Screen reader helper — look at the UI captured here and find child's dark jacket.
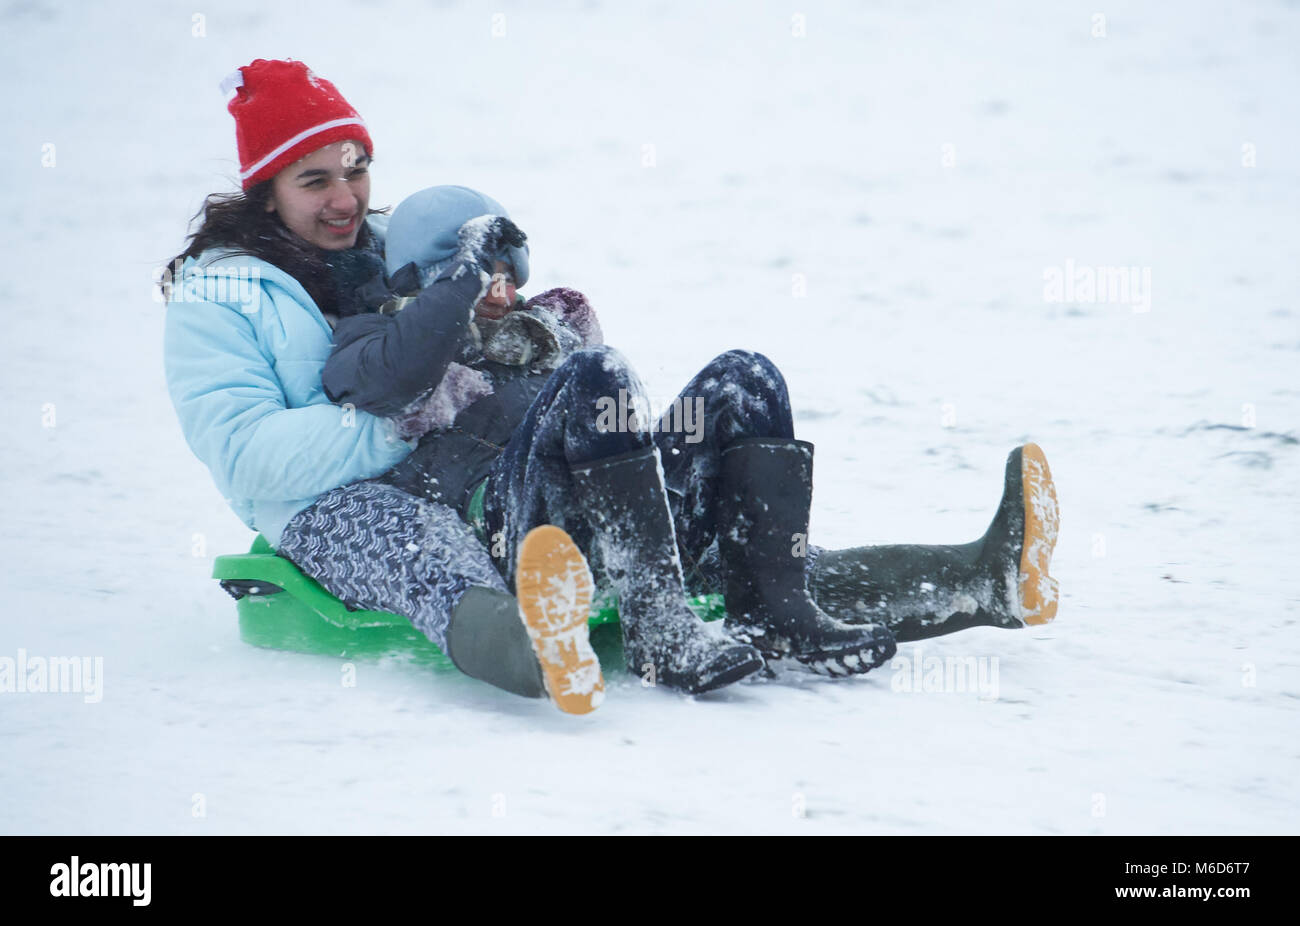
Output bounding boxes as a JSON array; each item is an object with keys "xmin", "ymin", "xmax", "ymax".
[{"xmin": 322, "ymin": 259, "xmax": 601, "ymax": 517}]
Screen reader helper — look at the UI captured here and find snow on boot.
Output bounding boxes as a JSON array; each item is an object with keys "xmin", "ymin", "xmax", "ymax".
[
  {"xmin": 806, "ymin": 443, "xmax": 1060, "ymax": 641},
  {"xmin": 514, "ymin": 525, "xmax": 605, "ymax": 714},
  {"xmin": 570, "ymin": 446, "xmax": 765, "ymax": 695},
  {"xmin": 716, "ymin": 437, "xmax": 897, "ymax": 677},
  {"xmin": 982, "ymin": 442, "xmax": 1060, "ymax": 625}
]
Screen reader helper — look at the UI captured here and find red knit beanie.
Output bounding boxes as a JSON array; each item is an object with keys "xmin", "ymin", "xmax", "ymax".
[{"xmin": 221, "ymin": 58, "xmax": 374, "ymax": 190}]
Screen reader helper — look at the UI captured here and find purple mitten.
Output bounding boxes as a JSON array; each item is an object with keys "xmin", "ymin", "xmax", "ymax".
[
  {"xmin": 392, "ymin": 362, "xmax": 494, "ymax": 439},
  {"xmin": 523, "ymin": 287, "xmax": 603, "ymax": 346}
]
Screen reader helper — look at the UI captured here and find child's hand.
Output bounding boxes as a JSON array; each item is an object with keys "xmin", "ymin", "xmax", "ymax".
[
  {"xmin": 475, "ymin": 261, "xmax": 518, "ymax": 320},
  {"xmin": 455, "ymin": 215, "xmax": 527, "ymax": 276}
]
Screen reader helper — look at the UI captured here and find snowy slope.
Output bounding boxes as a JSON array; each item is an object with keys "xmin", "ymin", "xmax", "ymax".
[{"xmin": 1, "ymin": 0, "xmax": 1297, "ymax": 834}]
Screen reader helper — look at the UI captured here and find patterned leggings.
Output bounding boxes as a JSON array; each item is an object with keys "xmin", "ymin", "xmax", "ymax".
[{"xmin": 275, "ymin": 481, "xmax": 505, "ymax": 651}]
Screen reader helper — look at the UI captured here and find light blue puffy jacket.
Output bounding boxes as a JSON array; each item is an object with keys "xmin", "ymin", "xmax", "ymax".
[{"xmin": 162, "ymin": 216, "xmax": 415, "ymax": 549}]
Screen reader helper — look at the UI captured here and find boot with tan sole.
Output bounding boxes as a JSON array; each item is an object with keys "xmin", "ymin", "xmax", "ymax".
[
  {"xmin": 806, "ymin": 443, "xmax": 1060, "ymax": 641},
  {"xmin": 445, "ymin": 525, "xmax": 604, "ymax": 714},
  {"xmin": 514, "ymin": 525, "xmax": 606, "ymax": 714}
]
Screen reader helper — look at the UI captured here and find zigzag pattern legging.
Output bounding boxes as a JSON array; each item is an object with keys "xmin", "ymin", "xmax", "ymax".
[{"xmin": 275, "ymin": 481, "xmax": 506, "ymax": 651}]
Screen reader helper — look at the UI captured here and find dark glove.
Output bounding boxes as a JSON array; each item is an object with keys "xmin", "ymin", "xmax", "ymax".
[
  {"xmin": 523, "ymin": 288, "xmax": 603, "ymax": 346},
  {"xmin": 480, "ymin": 307, "xmax": 582, "ymax": 370},
  {"xmin": 455, "ymin": 215, "xmax": 527, "ymax": 276}
]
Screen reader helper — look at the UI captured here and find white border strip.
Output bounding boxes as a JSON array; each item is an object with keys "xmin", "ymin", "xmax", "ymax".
[{"xmin": 239, "ymin": 117, "xmax": 367, "ymax": 181}]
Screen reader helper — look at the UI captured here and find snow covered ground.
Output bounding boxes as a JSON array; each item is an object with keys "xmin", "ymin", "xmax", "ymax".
[{"xmin": 2, "ymin": 0, "xmax": 1297, "ymax": 834}]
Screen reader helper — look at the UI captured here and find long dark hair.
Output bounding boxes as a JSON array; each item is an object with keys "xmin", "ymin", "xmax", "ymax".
[{"xmin": 164, "ymin": 177, "xmax": 388, "ymax": 314}]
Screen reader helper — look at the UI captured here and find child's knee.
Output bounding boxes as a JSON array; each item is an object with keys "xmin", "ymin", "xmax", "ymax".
[
  {"xmin": 707, "ymin": 349, "xmax": 787, "ymax": 395},
  {"xmin": 557, "ymin": 345, "xmax": 640, "ymax": 397}
]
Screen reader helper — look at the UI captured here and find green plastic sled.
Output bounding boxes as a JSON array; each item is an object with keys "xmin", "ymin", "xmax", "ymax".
[{"xmin": 213, "ymin": 535, "xmax": 725, "ymax": 671}]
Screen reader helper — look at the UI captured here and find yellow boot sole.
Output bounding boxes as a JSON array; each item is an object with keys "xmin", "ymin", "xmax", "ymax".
[
  {"xmin": 1018, "ymin": 443, "xmax": 1060, "ymax": 625},
  {"xmin": 514, "ymin": 525, "xmax": 605, "ymax": 714}
]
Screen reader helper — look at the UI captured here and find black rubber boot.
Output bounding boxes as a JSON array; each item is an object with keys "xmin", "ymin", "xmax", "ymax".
[
  {"xmin": 716, "ymin": 437, "xmax": 897, "ymax": 676},
  {"xmin": 807, "ymin": 443, "xmax": 1060, "ymax": 642},
  {"xmin": 570, "ymin": 446, "xmax": 766, "ymax": 695},
  {"xmin": 444, "ymin": 586, "xmax": 546, "ymax": 698}
]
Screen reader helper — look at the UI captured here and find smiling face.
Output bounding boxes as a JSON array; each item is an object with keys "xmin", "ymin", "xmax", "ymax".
[{"xmin": 265, "ymin": 139, "xmax": 371, "ymax": 249}]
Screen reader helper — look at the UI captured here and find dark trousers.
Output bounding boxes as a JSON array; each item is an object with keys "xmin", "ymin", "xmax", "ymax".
[{"xmin": 482, "ymin": 345, "xmax": 795, "ymax": 590}]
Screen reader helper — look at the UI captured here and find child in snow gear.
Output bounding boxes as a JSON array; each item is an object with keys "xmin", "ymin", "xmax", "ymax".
[{"xmin": 315, "ymin": 186, "xmax": 771, "ymax": 694}]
